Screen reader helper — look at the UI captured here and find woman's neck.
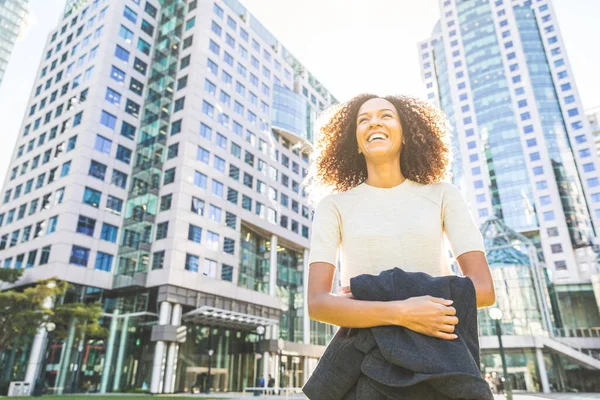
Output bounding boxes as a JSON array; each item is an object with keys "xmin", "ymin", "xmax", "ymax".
[{"xmin": 364, "ymin": 160, "xmax": 405, "ymax": 189}]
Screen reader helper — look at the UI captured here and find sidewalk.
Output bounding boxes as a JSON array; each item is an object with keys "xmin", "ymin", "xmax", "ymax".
[{"xmin": 179, "ymin": 392, "xmax": 600, "ymax": 400}]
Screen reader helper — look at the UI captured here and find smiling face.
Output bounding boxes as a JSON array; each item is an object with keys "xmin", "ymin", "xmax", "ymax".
[{"xmin": 355, "ymin": 98, "xmax": 403, "ymax": 160}]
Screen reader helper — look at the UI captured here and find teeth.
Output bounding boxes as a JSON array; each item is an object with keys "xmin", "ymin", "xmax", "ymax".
[{"xmin": 368, "ymin": 133, "xmax": 387, "ymax": 142}]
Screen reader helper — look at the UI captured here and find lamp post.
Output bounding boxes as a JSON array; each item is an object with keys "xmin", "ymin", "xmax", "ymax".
[
  {"xmin": 489, "ymin": 307, "xmax": 513, "ymax": 400},
  {"xmin": 277, "ymin": 338, "xmax": 284, "ymax": 395},
  {"xmin": 206, "ymin": 349, "xmax": 214, "ymax": 394}
]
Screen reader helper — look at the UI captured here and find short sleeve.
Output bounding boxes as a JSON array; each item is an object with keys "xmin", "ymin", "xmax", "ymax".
[
  {"xmin": 442, "ymin": 184, "xmax": 485, "ymax": 258},
  {"xmin": 308, "ymin": 195, "xmax": 342, "ymax": 268}
]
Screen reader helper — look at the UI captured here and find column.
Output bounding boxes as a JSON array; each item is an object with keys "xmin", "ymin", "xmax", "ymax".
[
  {"xmin": 112, "ymin": 315, "xmax": 130, "ymax": 391},
  {"xmin": 56, "ymin": 318, "xmax": 76, "ymax": 394},
  {"xmin": 163, "ymin": 303, "xmax": 181, "ymax": 393},
  {"xmin": 303, "ymin": 358, "xmax": 310, "ymax": 385},
  {"xmin": 150, "ymin": 301, "xmax": 172, "ymax": 394},
  {"xmin": 269, "ymin": 234, "xmax": 278, "ymax": 297},
  {"xmin": 100, "ymin": 311, "xmax": 120, "ymax": 393},
  {"xmin": 536, "ymin": 348, "xmax": 551, "ymax": 393},
  {"xmin": 24, "ymin": 296, "xmax": 54, "ymax": 386},
  {"xmin": 303, "ymin": 249, "xmax": 311, "ymax": 345}
]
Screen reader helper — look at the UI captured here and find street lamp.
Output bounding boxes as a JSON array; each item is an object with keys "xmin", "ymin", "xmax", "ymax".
[
  {"xmin": 206, "ymin": 349, "xmax": 214, "ymax": 394},
  {"xmin": 489, "ymin": 307, "xmax": 513, "ymax": 400}
]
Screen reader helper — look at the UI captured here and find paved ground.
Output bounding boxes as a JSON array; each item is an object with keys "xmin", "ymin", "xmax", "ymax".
[{"xmin": 176, "ymin": 392, "xmax": 600, "ymax": 399}]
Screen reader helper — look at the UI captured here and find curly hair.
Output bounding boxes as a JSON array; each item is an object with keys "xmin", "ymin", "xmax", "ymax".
[{"xmin": 304, "ymin": 94, "xmax": 452, "ymax": 204}]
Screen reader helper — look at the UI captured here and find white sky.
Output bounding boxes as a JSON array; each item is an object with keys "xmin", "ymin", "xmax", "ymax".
[{"xmin": 0, "ymin": 0, "xmax": 598, "ymax": 181}]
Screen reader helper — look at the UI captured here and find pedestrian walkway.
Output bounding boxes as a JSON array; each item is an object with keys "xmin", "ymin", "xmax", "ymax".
[
  {"xmin": 499, "ymin": 394, "xmax": 600, "ymax": 400},
  {"xmin": 181, "ymin": 392, "xmax": 600, "ymax": 400}
]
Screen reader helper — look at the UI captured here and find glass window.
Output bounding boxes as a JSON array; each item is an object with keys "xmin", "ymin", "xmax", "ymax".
[
  {"xmin": 70, "ymin": 245, "xmax": 90, "ymax": 266},
  {"xmin": 83, "ymin": 187, "xmax": 101, "ymax": 207},
  {"xmin": 100, "ymin": 110, "xmax": 117, "ymax": 129},
  {"xmin": 194, "ymin": 171, "xmax": 207, "ymax": 189},
  {"xmin": 188, "ymin": 224, "xmax": 202, "ymax": 243},
  {"xmin": 119, "ymin": 25, "xmax": 134, "ymax": 43},
  {"xmin": 100, "ymin": 223, "xmax": 118, "ymax": 243},
  {"xmin": 110, "ymin": 65, "xmax": 126, "ymax": 83},
  {"xmin": 95, "ymin": 252, "xmax": 113, "ymax": 272},
  {"xmin": 94, "ymin": 134, "xmax": 112, "ymax": 154},
  {"xmin": 76, "ymin": 215, "xmax": 96, "ymax": 236},
  {"xmin": 89, "ymin": 160, "xmax": 107, "ymax": 180},
  {"xmin": 106, "ymin": 195, "xmax": 123, "ymax": 215}
]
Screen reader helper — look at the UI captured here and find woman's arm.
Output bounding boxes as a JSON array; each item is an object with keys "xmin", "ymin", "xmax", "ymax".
[
  {"xmin": 308, "ymin": 262, "xmax": 460, "ymax": 339},
  {"xmin": 456, "ymin": 251, "xmax": 496, "ymax": 308}
]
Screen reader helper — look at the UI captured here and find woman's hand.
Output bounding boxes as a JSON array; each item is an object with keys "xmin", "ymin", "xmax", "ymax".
[
  {"xmin": 391, "ymin": 296, "xmax": 459, "ymax": 340},
  {"xmin": 340, "ymin": 286, "xmax": 459, "ymax": 340}
]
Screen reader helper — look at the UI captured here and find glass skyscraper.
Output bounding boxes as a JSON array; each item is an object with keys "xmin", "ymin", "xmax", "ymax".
[
  {"xmin": 421, "ymin": 0, "xmax": 600, "ymax": 392},
  {"xmin": 0, "ymin": 0, "xmax": 28, "ymax": 87},
  {"xmin": 0, "ymin": 0, "xmax": 338, "ymax": 394}
]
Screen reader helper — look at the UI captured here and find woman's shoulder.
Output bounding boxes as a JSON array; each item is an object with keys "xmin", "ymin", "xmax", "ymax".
[
  {"xmin": 311, "ymin": 184, "xmax": 367, "ymax": 211},
  {"xmin": 407, "ymin": 180, "xmax": 461, "ymax": 206}
]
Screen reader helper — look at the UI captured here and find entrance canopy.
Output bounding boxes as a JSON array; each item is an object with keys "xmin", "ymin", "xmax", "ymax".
[{"xmin": 182, "ymin": 305, "xmax": 279, "ymax": 330}]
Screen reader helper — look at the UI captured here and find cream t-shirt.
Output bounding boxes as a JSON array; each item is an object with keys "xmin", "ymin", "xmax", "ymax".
[{"xmin": 308, "ymin": 179, "xmax": 486, "ymax": 287}]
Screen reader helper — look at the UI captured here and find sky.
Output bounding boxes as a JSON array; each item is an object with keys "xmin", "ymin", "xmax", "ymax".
[{"xmin": 0, "ymin": 0, "xmax": 598, "ymax": 181}]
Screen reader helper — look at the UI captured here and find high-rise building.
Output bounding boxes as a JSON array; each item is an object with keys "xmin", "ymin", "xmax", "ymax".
[
  {"xmin": 420, "ymin": 0, "xmax": 600, "ymax": 392},
  {"xmin": 587, "ymin": 106, "xmax": 600, "ymax": 157},
  {"xmin": 0, "ymin": 0, "xmax": 29, "ymax": 87},
  {"xmin": 0, "ymin": 0, "xmax": 338, "ymax": 394}
]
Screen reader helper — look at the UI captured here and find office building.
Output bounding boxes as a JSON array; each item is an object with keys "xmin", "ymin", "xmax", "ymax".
[
  {"xmin": 0, "ymin": 0, "xmax": 338, "ymax": 393},
  {"xmin": 0, "ymin": 0, "xmax": 29, "ymax": 87},
  {"xmin": 420, "ymin": 0, "xmax": 600, "ymax": 392}
]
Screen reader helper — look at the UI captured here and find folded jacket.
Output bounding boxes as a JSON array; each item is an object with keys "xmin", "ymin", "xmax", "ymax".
[{"xmin": 302, "ymin": 267, "xmax": 494, "ymax": 400}]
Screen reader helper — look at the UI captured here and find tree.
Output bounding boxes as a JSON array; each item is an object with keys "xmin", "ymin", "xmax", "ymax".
[{"xmin": 0, "ymin": 270, "xmax": 106, "ymax": 352}]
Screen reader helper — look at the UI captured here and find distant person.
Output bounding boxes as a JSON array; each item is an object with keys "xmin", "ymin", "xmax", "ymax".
[{"xmin": 267, "ymin": 374, "xmax": 275, "ymax": 395}]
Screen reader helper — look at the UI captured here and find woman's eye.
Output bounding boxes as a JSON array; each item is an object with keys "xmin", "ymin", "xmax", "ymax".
[{"xmin": 358, "ymin": 118, "xmax": 368, "ymax": 124}]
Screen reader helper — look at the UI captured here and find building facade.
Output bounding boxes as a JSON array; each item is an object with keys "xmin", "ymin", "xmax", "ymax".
[
  {"xmin": 587, "ymin": 107, "xmax": 600, "ymax": 159},
  {"xmin": 0, "ymin": 0, "xmax": 29, "ymax": 87},
  {"xmin": 0, "ymin": 0, "xmax": 338, "ymax": 394},
  {"xmin": 420, "ymin": 0, "xmax": 600, "ymax": 392}
]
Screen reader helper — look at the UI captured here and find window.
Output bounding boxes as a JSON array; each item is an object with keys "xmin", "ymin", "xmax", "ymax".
[
  {"xmin": 156, "ymin": 222, "xmax": 168, "ymax": 240},
  {"xmin": 177, "ymin": 75, "xmax": 188, "ymax": 90},
  {"xmin": 212, "ymin": 179, "xmax": 224, "ymax": 198},
  {"xmin": 89, "ymin": 160, "xmax": 107, "ymax": 180},
  {"xmin": 70, "ymin": 245, "xmax": 90, "ymax": 266},
  {"xmin": 121, "ymin": 121, "xmax": 136, "ymax": 140},
  {"xmin": 185, "ymin": 254, "xmax": 199, "ymax": 272},
  {"xmin": 137, "ymin": 38, "xmax": 151, "ymax": 55},
  {"xmin": 152, "ymin": 250, "xmax": 165, "ymax": 270},
  {"xmin": 129, "ymin": 78, "xmax": 144, "ymax": 96},
  {"xmin": 83, "ymin": 187, "xmax": 101, "ymax": 207},
  {"xmin": 115, "ymin": 45, "xmax": 129, "ymax": 62},
  {"xmin": 134, "ymin": 57, "xmax": 147, "ymax": 75},
  {"xmin": 94, "ymin": 252, "xmax": 113, "ymax": 272},
  {"xmin": 95, "ymin": 134, "xmax": 112, "ymax": 154},
  {"xmin": 76, "ymin": 215, "xmax": 96, "ymax": 236},
  {"xmin": 171, "ymin": 119, "xmax": 182, "ymax": 135},
  {"xmin": 100, "ymin": 223, "xmax": 118, "ymax": 243},
  {"xmin": 124, "ymin": 5, "xmax": 137, "ymax": 23},
  {"xmin": 194, "ymin": 171, "xmax": 207, "ymax": 188},
  {"xmin": 125, "ymin": 99, "xmax": 140, "ymax": 117},
  {"xmin": 188, "ymin": 224, "xmax": 202, "ymax": 243},
  {"xmin": 583, "ymin": 163, "xmax": 595, "ymax": 173},
  {"xmin": 202, "ymin": 101, "xmax": 214, "ymax": 118},
  {"xmin": 173, "ymin": 97, "xmax": 185, "ymax": 112},
  {"xmin": 119, "ymin": 25, "xmax": 134, "ymax": 42},
  {"xmin": 191, "ymin": 197, "xmax": 205, "ymax": 215},
  {"xmin": 163, "ymin": 167, "xmax": 176, "ymax": 184},
  {"xmin": 110, "ymin": 65, "xmax": 125, "ymax": 83},
  {"xmin": 100, "ymin": 110, "xmax": 117, "ymax": 129},
  {"xmin": 197, "ymin": 146, "xmax": 210, "ymax": 164},
  {"xmin": 141, "ymin": 19, "xmax": 154, "ymax": 36},
  {"xmin": 106, "ymin": 195, "xmax": 123, "ymax": 215},
  {"xmin": 116, "ymin": 145, "xmax": 132, "ymax": 164},
  {"xmin": 551, "ymin": 244, "xmax": 563, "ymax": 254}
]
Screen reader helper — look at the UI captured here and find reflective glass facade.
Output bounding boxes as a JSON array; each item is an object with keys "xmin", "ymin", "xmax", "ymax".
[
  {"xmin": 276, "ymin": 245, "xmax": 304, "ymax": 343},
  {"xmin": 458, "ymin": 0, "xmax": 533, "ymax": 230},
  {"xmin": 0, "ymin": 0, "xmax": 28, "ymax": 86},
  {"xmin": 272, "ymin": 84, "xmax": 308, "ymax": 140},
  {"xmin": 514, "ymin": 5, "xmax": 593, "ymax": 246},
  {"xmin": 239, "ymin": 225, "xmax": 271, "ymax": 294}
]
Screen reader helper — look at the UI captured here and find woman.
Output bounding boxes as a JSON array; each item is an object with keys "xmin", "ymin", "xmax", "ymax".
[{"xmin": 305, "ymin": 94, "xmax": 495, "ymax": 340}]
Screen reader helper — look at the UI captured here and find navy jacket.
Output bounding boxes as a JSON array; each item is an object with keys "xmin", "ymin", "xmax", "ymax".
[{"xmin": 302, "ymin": 268, "xmax": 494, "ymax": 399}]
